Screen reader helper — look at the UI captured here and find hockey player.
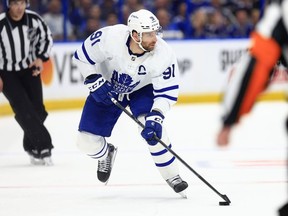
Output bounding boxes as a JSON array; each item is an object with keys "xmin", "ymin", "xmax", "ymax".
[
  {"xmin": 216, "ymin": 0, "xmax": 288, "ymax": 215},
  {"xmin": 73, "ymin": 9, "xmax": 188, "ymax": 196}
]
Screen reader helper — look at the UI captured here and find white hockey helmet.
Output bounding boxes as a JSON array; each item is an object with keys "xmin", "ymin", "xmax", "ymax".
[
  {"xmin": 127, "ymin": 9, "xmax": 161, "ymax": 34},
  {"xmin": 6, "ymin": 0, "xmax": 30, "ymax": 8}
]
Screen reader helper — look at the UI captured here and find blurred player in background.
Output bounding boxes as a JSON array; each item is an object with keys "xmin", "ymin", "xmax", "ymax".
[
  {"xmin": 73, "ymin": 9, "xmax": 188, "ymax": 197},
  {"xmin": 0, "ymin": 0, "xmax": 54, "ymax": 165},
  {"xmin": 216, "ymin": 0, "xmax": 288, "ymax": 215}
]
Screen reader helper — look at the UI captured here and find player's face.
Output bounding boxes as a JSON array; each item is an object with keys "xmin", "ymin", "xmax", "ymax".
[
  {"xmin": 8, "ymin": 0, "xmax": 26, "ymax": 21},
  {"xmin": 141, "ymin": 31, "xmax": 158, "ymax": 51}
]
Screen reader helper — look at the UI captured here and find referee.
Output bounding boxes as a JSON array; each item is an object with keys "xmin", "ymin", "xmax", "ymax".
[
  {"xmin": 216, "ymin": 0, "xmax": 288, "ymax": 215},
  {"xmin": 0, "ymin": 0, "xmax": 54, "ymax": 165}
]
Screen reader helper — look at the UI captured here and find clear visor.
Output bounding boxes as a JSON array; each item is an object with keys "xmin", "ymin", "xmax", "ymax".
[{"xmin": 142, "ymin": 26, "xmax": 163, "ymax": 38}]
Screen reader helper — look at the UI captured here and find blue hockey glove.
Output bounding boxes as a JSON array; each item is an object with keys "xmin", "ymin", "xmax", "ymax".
[
  {"xmin": 84, "ymin": 74, "xmax": 115, "ymax": 105},
  {"xmin": 141, "ymin": 110, "xmax": 164, "ymax": 145}
]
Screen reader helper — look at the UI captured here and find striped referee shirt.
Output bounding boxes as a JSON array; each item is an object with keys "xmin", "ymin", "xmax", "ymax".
[{"xmin": 0, "ymin": 9, "xmax": 53, "ymax": 71}]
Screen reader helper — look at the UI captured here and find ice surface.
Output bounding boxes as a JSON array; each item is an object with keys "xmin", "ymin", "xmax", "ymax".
[{"xmin": 0, "ymin": 102, "xmax": 287, "ymax": 216}]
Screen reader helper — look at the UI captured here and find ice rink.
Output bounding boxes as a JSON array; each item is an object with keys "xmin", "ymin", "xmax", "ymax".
[{"xmin": 0, "ymin": 102, "xmax": 287, "ymax": 216}]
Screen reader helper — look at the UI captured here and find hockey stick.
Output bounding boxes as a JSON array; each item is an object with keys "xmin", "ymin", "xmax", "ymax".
[{"xmin": 109, "ymin": 94, "xmax": 231, "ymax": 205}]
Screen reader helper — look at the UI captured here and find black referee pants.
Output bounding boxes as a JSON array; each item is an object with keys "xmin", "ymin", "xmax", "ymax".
[{"xmin": 0, "ymin": 69, "xmax": 53, "ymax": 152}]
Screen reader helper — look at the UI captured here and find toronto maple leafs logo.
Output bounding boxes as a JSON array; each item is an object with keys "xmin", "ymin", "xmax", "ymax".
[{"xmin": 111, "ymin": 70, "xmax": 140, "ymax": 93}]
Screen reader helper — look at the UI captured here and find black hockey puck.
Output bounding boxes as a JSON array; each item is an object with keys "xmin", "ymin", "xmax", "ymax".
[{"xmin": 219, "ymin": 201, "xmax": 230, "ymax": 206}]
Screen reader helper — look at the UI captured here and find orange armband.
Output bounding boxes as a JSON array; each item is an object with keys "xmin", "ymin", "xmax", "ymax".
[{"xmin": 249, "ymin": 32, "xmax": 281, "ymax": 69}]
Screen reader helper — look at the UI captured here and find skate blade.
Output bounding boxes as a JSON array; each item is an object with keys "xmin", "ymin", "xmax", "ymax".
[
  {"xmin": 43, "ymin": 157, "xmax": 54, "ymax": 166},
  {"xmin": 30, "ymin": 157, "xmax": 45, "ymax": 166},
  {"xmin": 178, "ymin": 191, "xmax": 187, "ymax": 199},
  {"xmin": 105, "ymin": 147, "xmax": 118, "ymax": 186},
  {"xmin": 30, "ymin": 156, "xmax": 53, "ymax": 166}
]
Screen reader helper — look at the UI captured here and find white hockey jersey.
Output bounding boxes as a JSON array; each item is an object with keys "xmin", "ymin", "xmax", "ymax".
[{"xmin": 73, "ymin": 24, "xmax": 180, "ymax": 114}]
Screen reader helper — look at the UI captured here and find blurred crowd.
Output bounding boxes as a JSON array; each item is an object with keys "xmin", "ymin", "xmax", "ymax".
[{"xmin": 0, "ymin": 0, "xmax": 263, "ymax": 41}]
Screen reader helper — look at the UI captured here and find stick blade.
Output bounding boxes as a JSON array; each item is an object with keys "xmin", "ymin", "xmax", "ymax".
[
  {"xmin": 219, "ymin": 201, "xmax": 230, "ymax": 206},
  {"xmin": 219, "ymin": 194, "xmax": 231, "ymax": 206}
]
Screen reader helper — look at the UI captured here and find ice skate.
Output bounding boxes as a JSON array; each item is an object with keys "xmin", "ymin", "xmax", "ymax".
[
  {"xmin": 166, "ymin": 175, "xmax": 188, "ymax": 198},
  {"xmin": 39, "ymin": 149, "xmax": 53, "ymax": 166},
  {"xmin": 27, "ymin": 149, "xmax": 53, "ymax": 166},
  {"xmin": 27, "ymin": 149, "xmax": 44, "ymax": 165},
  {"xmin": 97, "ymin": 143, "xmax": 117, "ymax": 184}
]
